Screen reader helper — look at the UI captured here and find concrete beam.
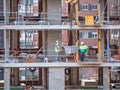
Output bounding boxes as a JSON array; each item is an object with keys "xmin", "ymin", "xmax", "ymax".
[
  {"xmin": 0, "ymin": 25, "xmax": 120, "ymax": 30},
  {"xmin": 0, "ymin": 25, "xmax": 100, "ymax": 30},
  {"xmin": 0, "ymin": 62, "xmax": 120, "ymax": 68}
]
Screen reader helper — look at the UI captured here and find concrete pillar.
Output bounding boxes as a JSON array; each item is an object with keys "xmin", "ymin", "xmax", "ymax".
[
  {"xmin": 70, "ymin": 68, "xmax": 79, "ymax": 85},
  {"xmin": 103, "ymin": 67, "xmax": 110, "ymax": 90},
  {"xmin": 43, "ymin": 0, "xmax": 47, "ymax": 13},
  {"xmin": 4, "ymin": 0, "xmax": 10, "ymax": 60},
  {"xmin": 4, "ymin": 0, "xmax": 10, "ymax": 24},
  {"xmin": 47, "ymin": 0, "xmax": 61, "ymax": 25},
  {"xmin": 98, "ymin": 68, "xmax": 103, "ymax": 86},
  {"xmin": 100, "ymin": 0, "xmax": 104, "ymax": 21},
  {"xmin": 47, "ymin": 31, "xmax": 62, "ymax": 61},
  {"xmin": 48, "ymin": 68, "xmax": 65, "ymax": 90},
  {"xmin": 42, "ymin": 31, "xmax": 47, "ymax": 57},
  {"xmin": 13, "ymin": 68, "xmax": 19, "ymax": 86},
  {"xmin": 4, "ymin": 30, "xmax": 10, "ymax": 60},
  {"xmin": 4, "ymin": 68, "xmax": 10, "ymax": 90},
  {"xmin": 11, "ymin": 31, "xmax": 18, "ymax": 49},
  {"xmin": 101, "ymin": 30, "xmax": 105, "ymax": 60},
  {"xmin": 42, "ymin": 68, "xmax": 48, "ymax": 88}
]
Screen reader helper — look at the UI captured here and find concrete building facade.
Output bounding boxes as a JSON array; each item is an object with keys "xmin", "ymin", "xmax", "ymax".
[{"xmin": 0, "ymin": 0, "xmax": 120, "ymax": 90}]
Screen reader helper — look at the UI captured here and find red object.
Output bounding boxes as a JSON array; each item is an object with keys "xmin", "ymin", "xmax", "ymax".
[{"xmin": 26, "ymin": 58, "xmax": 34, "ymax": 63}]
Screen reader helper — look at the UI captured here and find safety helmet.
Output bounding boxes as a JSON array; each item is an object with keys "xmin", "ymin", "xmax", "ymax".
[
  {"xmin": 81, "ymin": 42, "xmax": 84, "ymax": 45},
  {"xmin": 56, "ymin": 40, "xmax": 59, "ymax": 43}
]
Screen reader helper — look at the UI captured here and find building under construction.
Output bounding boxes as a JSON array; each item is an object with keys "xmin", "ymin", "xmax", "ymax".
[{"xmin": 0, "ymin": 0, "xmax": 120, "ymax": 90}]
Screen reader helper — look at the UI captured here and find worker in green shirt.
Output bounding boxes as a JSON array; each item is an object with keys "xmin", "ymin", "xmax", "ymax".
[{"xmin": 79, "ymin": 42, "xmax": 88, "ymax": 61}]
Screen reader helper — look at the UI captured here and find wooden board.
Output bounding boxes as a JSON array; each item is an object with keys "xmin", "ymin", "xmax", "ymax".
[{"xmin": 77, "ymin": 61, "xmax": 103, "ymax": 65}]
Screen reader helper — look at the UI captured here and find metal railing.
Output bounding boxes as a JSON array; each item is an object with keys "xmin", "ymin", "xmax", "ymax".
[
  {"xmin": 103, "ymin": 49, "xmax": 120, "ymax": 62},
  {"xmin": 0, "ymin": 48, "xmax": 120, "ymax": 63},
  {"xmin": 1, "ymin": 11, "xmax": 120, "ymax": 26},
  {"xmin": 101, "ymin": 11, "xmax": 120, "ymax": 25},
  {"xmin": 0, "ymin": 12, "xmax": 71, "ymax": 25},
  {"xmin": 0, "ymin": 49, "xmax": 75, "ymax": 63},
  {"xmin": 0, "ymin": 47, "xmax": 99, "ymax": 63}
]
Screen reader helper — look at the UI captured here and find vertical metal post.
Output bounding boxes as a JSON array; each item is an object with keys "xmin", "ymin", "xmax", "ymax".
[
  {"xmin": 107, "ymin": 0, "xmax": 110, "ymax": 61},
  {"xmin": 75, "ymin": 30, "xmax": 79, "ymax": 62},
  {"xmin": 98, "ymin": 29, "xmax": 101, "ymax": 61},
  {"xmin": 107, "ymin": 0, "xmax": 110, "ymax": 21}
]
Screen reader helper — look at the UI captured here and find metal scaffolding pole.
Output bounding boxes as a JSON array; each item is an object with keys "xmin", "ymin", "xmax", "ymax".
[{"xmin": 107, "ymin": 0, "xmax": 110, "ymax": 61}]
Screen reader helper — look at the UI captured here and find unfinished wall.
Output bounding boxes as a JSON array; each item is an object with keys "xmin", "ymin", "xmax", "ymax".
[{"xmin": 47, "ymin": 0, "xmax": 61, "ymax": 25}]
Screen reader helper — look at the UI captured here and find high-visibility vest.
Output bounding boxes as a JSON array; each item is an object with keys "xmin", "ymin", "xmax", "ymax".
[
  {"xmin": 55, "ymin": 44, "xmax": 61, "ymax": 53},
  {"xmin": 79, "ymin": 45, "xmax": 88, "ymax": 53}
]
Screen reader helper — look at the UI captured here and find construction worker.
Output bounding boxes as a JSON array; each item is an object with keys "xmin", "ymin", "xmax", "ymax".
[
  {"xmin": 79, "ymin": 42, "xmax": 88, "ymax": 62},
  {"xmin": 55, "ymin": 40, "xmax": 61, "ymax": 62}
]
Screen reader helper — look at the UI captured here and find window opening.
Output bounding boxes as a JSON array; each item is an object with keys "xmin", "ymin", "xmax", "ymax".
[
  {"xmin": 92, "ymin": 32, "xmax": 98, "ymax": 38},
  {"xmin": 19, "ymin": 68, "xmax": 39, "ymax": 81},
  {"xmin": 80, "ymin": 32, "xmax": 89, "ymax": 38},
  {"xmin": 18, "ymin": 0, "xmax": 39, "ymax": 16},
  {"xmin": 92, "ymin": 4, "xmax": 98, "ymax": 10},
  {"xmin": 82, "ymin": 4, "xmax": 89, "ymax": 10},
  {"xmin": 20, "ymin": 30, "xmax": 39, "ymax": 49}
]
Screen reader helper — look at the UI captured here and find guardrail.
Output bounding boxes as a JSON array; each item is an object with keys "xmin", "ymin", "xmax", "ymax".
[
  {"xmin": 0, "ymin": 46, "xmax": 118, "ymax": 63},
  {"xmin": 0, "ymin": 49, "xmax": 120, "ymax": 63},
  {"xmin": 104, "ymin": 48, "xmax": 120, "ymax": 62},
  {"xmin": 0, "ymin": 12, "xmax": 71, "ymax": 25}
]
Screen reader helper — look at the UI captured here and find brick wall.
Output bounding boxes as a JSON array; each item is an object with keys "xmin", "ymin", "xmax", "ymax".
[
  {"xmin": 79, "ymin": 0, "xmax": 99, "ymax": 16},
  {"xmin": 79, "ymin": 30, "xmax": 98, "ymax": 47}
]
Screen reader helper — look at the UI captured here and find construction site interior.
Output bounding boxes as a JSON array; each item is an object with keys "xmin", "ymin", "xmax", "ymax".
[{"xmin": 0, "ymin": 0, "xmax": 120, "ymax": 90}]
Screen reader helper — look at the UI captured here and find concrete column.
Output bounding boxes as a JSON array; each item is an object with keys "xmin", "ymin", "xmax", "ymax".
[
  {"xmin": 70, "ymin": 68, "xmax": 79, "ymax": 85},
  {"xmin": 11, "ymin": 31, "xmax": 18, "ymax": 49},
  {"xmin": 103, "ymin": 67, "xmax": 110, "ymax": 90},
  {"xmin": 42, "ymin": 31, "xmax": 47, "ymax": 57},
  {"xmin": 47, "ymin": 31, "xmax": 62, "ymax": 61},
  {"xmin": 4, "ymin": 0, "xmax": 10, "ymax": 24},
  {"xmin": 4, "ymin": 0, "xmax": 10, "ymax": 60},
  {"xmin": 43, "ymin": 0, "xmax": 47, "ymax": 12},
  {"xmin": 48, "ymin": 68, "xmax": 65, "ymax": 90},
  {"xmin": 47, "ymin": 0, "xmax": 61, "ymax": 25},
  {"xmin": 4, "ymin": 68, "xmax": 10, "ymax": 90},
  {"xmin": 13, "ymin": 68, "xmax": 19, "ymax": 86},
  {"xmin": 4, "ymin": 30, "xmax": 10, "ymax": 60},
  {"xmin": 101, "ymin": 30, "xmax": 105, "ymax": 60},
  {"xmin": 42, "ymin": 68, "xmax": 47, "ymax": 88},
  {"xmin": 98, "ymin": 68, "xmax": 103, "ymax": 86},
  {"xmin": 100, "ymin": 0, "xmax": 104, "ymax": 21}
]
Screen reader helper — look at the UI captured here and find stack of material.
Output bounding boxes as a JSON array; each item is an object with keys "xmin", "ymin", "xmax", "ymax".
[{"xmin": 81, "ymin": 79, "xmax": 97, "ymax": 86}]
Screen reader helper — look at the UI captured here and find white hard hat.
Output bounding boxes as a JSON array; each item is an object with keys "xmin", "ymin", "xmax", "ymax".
[
  {"xmin": 81, "ymin": 42, "xmax": 84, "ymax": 45},
  {"xmin": 56, "ymin": 40, "xmax": 59, "ymax": 43}
]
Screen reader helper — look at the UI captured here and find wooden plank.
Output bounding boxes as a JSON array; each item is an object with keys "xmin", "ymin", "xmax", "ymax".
[{"xmin": 77, "ymin": 61, "xmax": 103, "ymax": 65}]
